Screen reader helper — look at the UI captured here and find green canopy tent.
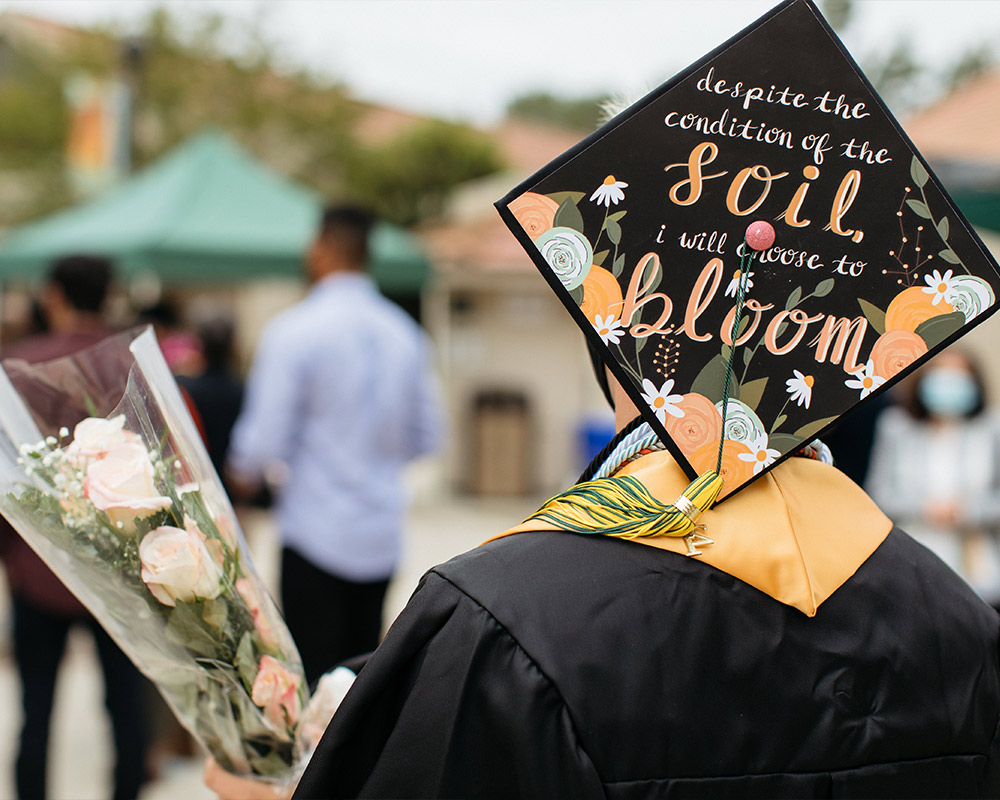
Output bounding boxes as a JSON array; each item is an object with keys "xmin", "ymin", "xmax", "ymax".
[{"xmin": 0, "ymin": 129, "xmax": 431, "ymax": 293}]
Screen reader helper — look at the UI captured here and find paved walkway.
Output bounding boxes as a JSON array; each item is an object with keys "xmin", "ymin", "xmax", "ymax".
[{"xmin": 0, "ymin": 492, "xmax": 538, "ymax": 800}]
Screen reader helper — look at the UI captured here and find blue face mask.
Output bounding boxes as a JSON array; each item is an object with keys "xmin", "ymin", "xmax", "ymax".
[{"xmin": 918, "ymin": 369, "xmax": 980, "ymax": 418}]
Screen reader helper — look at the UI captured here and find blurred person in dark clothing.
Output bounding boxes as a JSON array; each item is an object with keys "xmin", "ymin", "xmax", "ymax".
[{"xmin": 0, "ymin": 255, "xmax": 147, "ymax": 800}]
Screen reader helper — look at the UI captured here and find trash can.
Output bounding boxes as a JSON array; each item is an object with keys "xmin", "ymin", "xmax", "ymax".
[{"xmin": 471, "ymin": 390, "xmax": 530, "ymax": 495}]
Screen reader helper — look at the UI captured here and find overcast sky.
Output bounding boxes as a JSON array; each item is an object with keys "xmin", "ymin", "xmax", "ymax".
[{"xmin": 5, "ymin": 0, "xmax": 999, "ymax": 124}]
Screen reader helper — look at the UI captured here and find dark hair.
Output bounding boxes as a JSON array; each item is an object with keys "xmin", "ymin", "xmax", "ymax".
[
  {"xmin": 47, "ymin": 255, "xmax": 113, "ymax": 313},
  {"xmin": 318, "ymin": 205, "xmax": 374, "ymax": 268},
  {"xmin": 905, "ymin": 348, "xmax": 987, "ymax": 420},
  {"xmin": 196, "ymin": 315, "xmax": 235, "ymax": 371}
]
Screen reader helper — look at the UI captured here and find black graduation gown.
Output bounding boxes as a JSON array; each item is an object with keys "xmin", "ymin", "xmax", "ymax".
[{"xmin": 294, "ymin": 528, "xmax": 1000, "ymax": 799}]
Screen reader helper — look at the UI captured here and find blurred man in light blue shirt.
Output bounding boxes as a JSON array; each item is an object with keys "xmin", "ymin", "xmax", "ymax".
[{"xmin": 228, "ymin": 206, "xmax": 443, "ymax": 683}]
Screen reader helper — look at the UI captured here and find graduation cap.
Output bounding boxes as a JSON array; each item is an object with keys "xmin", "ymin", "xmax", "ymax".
[{"xmin": 496, "ymin": 0, "xmax": 1000, "ymax": 506}]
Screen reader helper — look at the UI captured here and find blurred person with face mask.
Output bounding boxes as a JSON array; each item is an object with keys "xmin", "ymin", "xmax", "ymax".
[{"xmin": 866, "ymin": 348, "xmax": 1000, "ymax": 606}]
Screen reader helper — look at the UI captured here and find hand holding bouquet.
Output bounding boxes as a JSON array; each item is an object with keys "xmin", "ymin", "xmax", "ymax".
[{"xmin": 0, "ymin": 328, "xmax": 309, "ymax": 781}]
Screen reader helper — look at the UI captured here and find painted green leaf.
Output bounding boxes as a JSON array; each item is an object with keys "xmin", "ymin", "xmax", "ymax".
[
  {"xmin": 568, "ymin": 284, "xmax": 585, "ymax": 306},
  {"xmin": 636, "ymin": 335, "xmax": 649, "ymax": 357},
  {"xmin": 740, "ymin": 377, "xmax": 768, "ymax": 411},
  {"xmin": 771, "ymin": 413, "xmax": 788, "ymax": 433},
  {"xmin": 546, "ymin": 191, "xmax": 586, "ymax": 206},
  {"xmin": 720, "ymin": 344, "xmax": 731, "ymax": 361},
  {"xmin": 775, "ymin": 321, "xmax": 789, "ymax": 339},
  {"xmin": 915, "ymin": 311, "xmax": 966, "ymax": 350},
  {"xmin": 857, "ymin": 298, "xmax": 886, "ymax": 336},
  {"xmin": 736, "ymin": 314, "xmax": 751, "ymax": 339},
  {"xmin": 936, "ymin": 216, "xmax": 950, "ymax": 241},
  {"xmin": 553, "ymin": 195, "xmax": 585, "ymax": 232},
  {"xmin": 690, "ymin": 354, "xmax": 729, "ymax": 402},
  {"xmin": 794, "ymin": 415, "xmax": 839, "ymax": 441},
  {"xmin": 767, "ymin": 433, "xmax": 804, "ymax": 454},
  {"xmin": 606, "ymin": 219, "xmax": 623, "ymax": 245},
  {"xmin": 910, "ymin": 156, "xmax": 929, "ymax": 188},
  {"xmin": 742, "ymin": 347, "xmax": 753, "ymax": 367},
  {"xmin": 814, "ymin": 278, "xmax": 835, "ymax": 298},
  {"xmin": 607, "ymin": 210, "xmax": 627, "ymax": 223},
  {"xmin": 939, "ymin": 248, "xmax": 961, "ymax": 265},
  {"xmin": 612, "ymin": 253, "xmax": 626, "ymax": 277},
  {"xmin": 906, "ymin": 199, "xmax": 932, "ymax": 220},
  {"xmin": 593, "ymin": 248, "xmax": 609, "ymax": 267},
  {"xmin": 785, "ymin": 286, "xmax": 803, "ymax": 311}
]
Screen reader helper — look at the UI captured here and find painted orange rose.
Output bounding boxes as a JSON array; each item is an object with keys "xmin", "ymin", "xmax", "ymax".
[
  {"xmin": 580, "ymin": 266, "xmax": 624, "ymax": 321},
  {"xmin": 869, "ymin": 329, "xmax": 928, "ymax": 380},
  {"xmin": 508, "ymin": 192, "xmax": 559, "ymax": 241},
  {"xmin": 884, "ymin": 286, "xmax": 953, "ymax": 332},
  {"xmin": 664, "ymin": 393, "xmax": 723, "ymax": 454},
  {"xmin": 688, "ymin": 439, "xmax": 755, "ymax": 499}
]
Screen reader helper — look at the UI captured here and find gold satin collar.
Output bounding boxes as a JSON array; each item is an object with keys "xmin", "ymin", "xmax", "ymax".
[{"xmin": 494, "ymin": 451, "xmax": 891, "ymax": 617}]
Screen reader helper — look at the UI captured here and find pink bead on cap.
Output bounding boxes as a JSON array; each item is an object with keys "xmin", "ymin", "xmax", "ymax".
[{"xmin": 744, "ymin": 221, "xmax": 775, "ymax": 251}]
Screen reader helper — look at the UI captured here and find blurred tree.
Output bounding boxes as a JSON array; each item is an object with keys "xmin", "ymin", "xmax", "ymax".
[
  {"xmin": 943, "ymin": 42, "xmax": 995, "ymax": 93},
  {"xmin": 341, "ymin": 121, "xmax": 503, "ymax": 226},
  {"xmin": 820, "ymin": 0, "xmax": 853, "ymax": 33},
  {"xmin": 506, "ymin": 91, "xmax": 608, "ymax": 131}
]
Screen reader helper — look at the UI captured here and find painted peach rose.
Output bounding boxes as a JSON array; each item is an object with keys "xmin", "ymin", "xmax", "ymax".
[
  {"xmin": 884, "ymin": 286, "xmax": 953, "ymax": 332},
  {"xmin": 688, "ymin": 439, "xmax": 756, "ymax": 500},
  {"xmin": 869, "ymin": 329, "xmax": 928, "ymax": 380},
  {"xmin": 508, "ymin": 192, "xmax": 559, "ymax": 241},
  {"xmin": 664, "ymin": 393, "xmax": 723, "ymax": 453},
  {"xmin": 85, "ymin": 442, "xmax": 173, "ymax": 528},
  {"xmin": 251, "ymin": 655, "xmax": 303, "ymax": 733},
  {"xmin": 580, "ymin": 266, "xmax": 624, "ymax": 322},
  {"xmin": 139, "ymin": 524, "xmax": 224, "ymax": 606}
]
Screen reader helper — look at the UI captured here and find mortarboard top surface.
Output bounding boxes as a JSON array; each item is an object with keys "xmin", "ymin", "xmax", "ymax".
[{"xmin": 496, "ymin": 0, "xmax": 1000, "ymax": 501}]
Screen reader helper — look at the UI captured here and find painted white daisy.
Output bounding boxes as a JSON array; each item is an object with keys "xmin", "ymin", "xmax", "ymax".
[
  {"xmin": 593, "ymin": 314, "xmax": 624, "ymax": 346},
  {"xmin": 640, "ymin": 377, "xmax": 684, "ymax": 423},
  {"xmin": 921, "ymin": 268, "xmax": 956, "ymax": 306},
  {"xmin": 844, "ymin": 359, "xmax": 885, "ymax": 399},
  {"xmin": 785, "ymin": 370, "xmax": 814, "ymax": 409},
  {"xmin": 590, "ymin": 175, "xmax": 628, "ymax": 207},
  {"xmin": 737, "ymin": 436, "xmax": 781, "ymax": 475},
  {"xmin": 724, "ymin": 269, "xmax": 755, "ymax": 298}
]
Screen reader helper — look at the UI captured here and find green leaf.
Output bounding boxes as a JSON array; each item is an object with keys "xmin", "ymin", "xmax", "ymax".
[
  {"xmin": 794, "ymin": 415, "xmax": 839, "ymax": 441},
  {"xmin": 775, "ymin": 321, "xmax": 789, "ymax": 339},
  {"xmin": 635, "ymin": 335, "xmax": 649, "ymax": 357},
  {"xmin": 910, "ymin": 156, "xmax": 929, "ymax": 188},
  {"xmin": 736, "ymin": 314, "xmax": 750, "ymax": 339},
  {"xmin": 690, "ymin": 354, "xmax": 728, "ymax": 402},
  {"xmin": 906, "ymin": 199, "xmax": 932, "ymax": 220},
  {"xmin": 546, "ymin": 191, "xmax": 585, "ymax": 206},
  {"xmin": 915, "ymin": 311, "xmax": 966, "ymax": 349},
  {"xmin": 814, "ymin": 278, "xmax": 835, "ymax": 298},
  {"xmin": 165, "ymin": 604, "xmax": 222, "ymax": 658},
  {"xmin": 772, "ymin": 413, "xmax": 788, "ymax": 432},
  {"xmin": 785, "ymin": 286, "xmax": 803, "ymax": 311},
  {"xmin": 553, "ymin": 195, "xmax": 585, "ymax": 232},
  {"xmin": 612, "ymin": 253, "xmax": 626, "ymax": 277},
  {"xmin": 936, "ymin": 216, "xmax": 950, "ymax": 241},
  {"xmin": 767, "ymin": 433, "xmax": 804, "ymax": 454},
  {"xmin": 606, "ymin": 219, "xmax": 622, "ymax": 245},
  {"xmin": 593, "ymin": 248, "xmax": 609, "ymax": 267},
  {"xmin": 236, "ymin": 632, "xmax": 258, "ymax": 692},
  {"xmin": 739, "ymin": 377, "xmax": 768, "ymax": 411},
  {"xmin": 568, "ymin": 284, "xmax": 585, "ymax": 306},
  {"xmin": 742, "ymin": 347, "xmax": 753, "ymax": 367},
  {"xmin": 202, "ymin": 597, "xmax": 228, "ymax": 631},
  {"xmin": 720, "ymin": 343, "xmax": 731, "ymax": 361},
  {"xmin": 857, "ymin": 298, "xmax": 886, "ymax": 336},
  {"xmin": 939, "ymin": 248, "xmax": 961, "ymax": 265},
  {"xmin": 607, "ymin": 210, "xmax": 627, "ymax": 223}
]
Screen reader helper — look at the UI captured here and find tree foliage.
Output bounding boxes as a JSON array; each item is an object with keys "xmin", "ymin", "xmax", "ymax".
[{"xmin": 507, "ymin": 91, "xmax": 608, "ymax": 132}]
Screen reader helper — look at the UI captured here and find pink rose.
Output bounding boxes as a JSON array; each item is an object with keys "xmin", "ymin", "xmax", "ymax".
[
  {"xmin": 85, "ymin": 442, "xmax": 173, "ymax": 528},
  {"xmin": 236, "ymin": 577, "xmax": 278, "ymax": 649},
  {"xmin": 251, "ymin": 655, "xmax": 302, "ymax": 732},
  {"xmin": 67, "ymin": 416, "xmax": 141, "ymax": 463},
  {"xmin": 139, "ymin": 524, "xmax": 224, "ymax": 606}
]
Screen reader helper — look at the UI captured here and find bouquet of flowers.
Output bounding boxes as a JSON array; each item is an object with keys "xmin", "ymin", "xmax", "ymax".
[{"xmin": 0, "ymin": 327, "xmax": 308, "ymax": 780}]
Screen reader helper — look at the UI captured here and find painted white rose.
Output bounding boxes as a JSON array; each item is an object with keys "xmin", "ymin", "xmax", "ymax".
[
  {"xmin": 534, "ymin": 226, "xmax": 594, "ymax": 291},
  {"xmin": 66, "ymin": 415, "xmax": 141, "ymax": 462},
  {"xmin": 714, "ymin": 399, "xmax": 767, "ymax": 446},
  {"xmin": 139, "ymin": 524, "xmax": 224, "ymax": 606},
  {"xmin": 946, "ymin": 275, "xmax": 995, "ymax": 322},
  {"xmin": 85, "ymin": 442, "xmax": 173, "ymax": 527}
]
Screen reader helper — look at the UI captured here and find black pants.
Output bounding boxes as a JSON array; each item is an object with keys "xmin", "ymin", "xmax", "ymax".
[
  {"xmin": 280, "ymin": 547, "xmax": 389, "ymax": 686},
  {"xmin": 11, "ymin": 596, "xmax": 147, "ymax": 800}
]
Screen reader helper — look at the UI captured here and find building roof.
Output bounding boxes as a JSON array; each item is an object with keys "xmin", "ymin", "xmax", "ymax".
[{"xmin": 905, "ymin": 70, "xmax": 1000, "ymax": 165}]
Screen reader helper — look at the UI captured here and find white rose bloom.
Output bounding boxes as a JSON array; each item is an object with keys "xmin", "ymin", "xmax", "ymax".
[
  {"xmin": 715, "ymin": 399, "xmax": 767, "ymax": 446},
  {"xmin": 67, "ymin": 416, "xmax": 141, "ymax": 462},
  {"xmin": 139, "ymin": 525, "xmax": 225, "ymax": 606},
  {"xmin": 535, "ymin": 226, "xmax": 594, "ymax": 291},
  {"xmin": 85, "ymin": 442, "xmax": 173, "ymax": 528}
]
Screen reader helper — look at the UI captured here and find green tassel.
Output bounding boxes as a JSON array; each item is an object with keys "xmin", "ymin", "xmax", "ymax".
[{"xmin": 523, "ymin": 470, "xmax": 723, "ymax": 541}]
